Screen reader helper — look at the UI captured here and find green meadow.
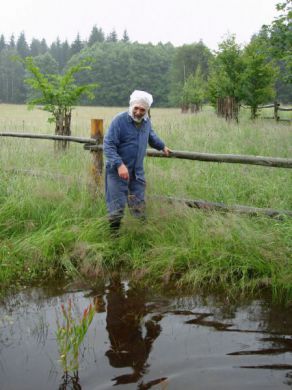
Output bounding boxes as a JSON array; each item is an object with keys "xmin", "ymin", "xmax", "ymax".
[{"xmin": 0, "ymin": 104, "xmax": 291, "ymax": 302}]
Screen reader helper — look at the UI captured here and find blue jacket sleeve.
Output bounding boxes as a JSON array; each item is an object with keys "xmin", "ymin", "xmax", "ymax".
[
  {"xmin": 103, "ymin": 118, "xmax": 123, "ymax": 168},
  {"xmin": 148, "ymin": 125, "xmax": 165, "ymax": 151}
]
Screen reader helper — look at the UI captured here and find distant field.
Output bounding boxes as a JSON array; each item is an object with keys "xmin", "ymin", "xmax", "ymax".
[{"xmin": 0, "ymin": 104, "xmax": 291, "ymax": 301}]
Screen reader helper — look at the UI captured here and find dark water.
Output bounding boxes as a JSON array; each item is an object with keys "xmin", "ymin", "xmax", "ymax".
[{"xmin": 1, "ymin": 279, "xmax": 292, "ymax": 390}]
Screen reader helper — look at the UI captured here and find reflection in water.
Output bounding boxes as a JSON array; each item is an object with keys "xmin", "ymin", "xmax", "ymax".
[
  {"xmin": 105, "ymin": 277, "xmax": 164, "ymax": 387},
  {"xmin": 1, "ymin": 285, "xmax": 292, "ymax": 389},
  {"xmin": 59, "ymin": 372, "xmax": 82, "ymax": 390},
  {"xmin": 286, "ymin": 372, "xmax": 292, "ymax": 386}
]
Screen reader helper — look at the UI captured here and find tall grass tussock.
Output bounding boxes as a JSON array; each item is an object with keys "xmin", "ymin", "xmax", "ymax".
[{"xmin": 0, "ymin": 105, "xmax": 291, "ymax": 302}]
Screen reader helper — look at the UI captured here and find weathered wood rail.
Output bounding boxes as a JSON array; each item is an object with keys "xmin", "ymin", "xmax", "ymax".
[
  {"xmin": 241, "ymin": 101, "xmax": 292, "ymax": 122},
  {"xmin": 1, "ymin": 132, "xmax": 292, "ymax": 168},
  {"xmin": 150, "ymin": 195, "xmax": 292, "ymax": 219},
  {"xmin": 1, "ymin": 121, "xmax": 292, "ymax": 218},
  {"xmin": 85, "ymin": 145, "xmax": 292, "ymax": 169},
  {"xmin": 0, "ymin": 132, "xmax": 96, "ymax": 144}
]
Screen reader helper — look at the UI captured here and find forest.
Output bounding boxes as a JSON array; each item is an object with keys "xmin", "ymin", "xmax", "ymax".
[{"xmin": 0, "ymin": 1, "xmax": 291, "ymax": 107}]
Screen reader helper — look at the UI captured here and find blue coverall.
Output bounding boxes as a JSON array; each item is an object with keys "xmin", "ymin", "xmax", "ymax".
[{"xmin": 103, "ymin": 111, "xmax": 165, "ymax": 223}]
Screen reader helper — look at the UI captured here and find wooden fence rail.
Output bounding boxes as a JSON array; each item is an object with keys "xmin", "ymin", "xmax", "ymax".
[
  {"xmin": 1, "ymin": 132, "xmax": 292, "ymax": 169},
  {"xmin": 278, "ymin": 107, "xmax": 292, "ymax": 111},
  {"xmin": 240, "ymin": 101, "xmax": 292, "ymax": 122},
  {"xmin": 85, "ymin": 145, "xmax": 292, "ymax": 169},
  {"xmin": 151, "ymin": 195, "xmax": 292, "ymax": 219},
  {"xmin": 0, "ymin": 132, "xmax": 96, "ymax": 144}
]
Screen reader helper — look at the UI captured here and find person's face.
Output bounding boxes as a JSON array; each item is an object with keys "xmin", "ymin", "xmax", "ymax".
[{"xmin": 132, "ymin": 105, "xmax": 146, "ymax": 122}]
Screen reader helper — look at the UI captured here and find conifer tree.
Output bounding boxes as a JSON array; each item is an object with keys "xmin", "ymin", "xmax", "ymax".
[
  {"xmin": 50, "ymin": 38, "xmax": 65, "ymax": 71},
  {"xmin": 262, "ymin": 0, "xmax": 291, "ymax": 83},
  {"xmin": 182, "ymin": 65, "xmax": 206, "ymax": 112},
  {"xmin": 0, "ymin": 35, "xmax": 6, "ymax": 52},
  {"xmin": 40, "ymin": 39, "xmax": 48, "ymax": 54},
  {"xmin": 241, "ymin": 37, "xmax": 277, "ymax": 119},
  {"xmin": 106, "ymin": 29, "xmax": 118, "ymax": 42},
  {"xmin": 70, "ymin": 33, "xmax": 84, "ymax": 56},
  {"xmin": 30, "ymin": 38, "xmax": 43, "ymax": 57},
  {"xmin": 122, "ymin": 30, "xmax": 130, "ymax": 42},
  {"xmin": 9, "ymin": 34, "xmax": 15, "ymax": 48},
  {"xmin": 16, "ymin": 32, "xmax": 30, "ymax": 58},
  {"xmin": 88, "ymin": 26, "xmax": 105, "ymax": 46}
]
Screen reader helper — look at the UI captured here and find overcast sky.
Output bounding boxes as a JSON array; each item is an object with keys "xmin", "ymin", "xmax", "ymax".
[{"xmin": 1, "ymin": 0, "xmax": 280, "ymax": 50}]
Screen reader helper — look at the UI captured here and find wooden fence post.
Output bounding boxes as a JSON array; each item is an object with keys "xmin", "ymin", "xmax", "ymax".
[
  {"xmin": 90, "ymin": 119, "xmax": 104, "ymax": 190},
  {"xmin": 274, "ymin": 101, "xmax": 280, "ymax": 122}
]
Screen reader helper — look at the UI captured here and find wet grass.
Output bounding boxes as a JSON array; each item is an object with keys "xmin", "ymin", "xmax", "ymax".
[{"xmin": 0, "ymin": 104, "xmax": 291, "ymax": 302}]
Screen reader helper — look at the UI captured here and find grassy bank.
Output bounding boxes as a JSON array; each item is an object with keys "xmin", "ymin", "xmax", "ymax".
[{"xmin": 0, "ymin": 105, "xmax": 291, "ymax": 302}]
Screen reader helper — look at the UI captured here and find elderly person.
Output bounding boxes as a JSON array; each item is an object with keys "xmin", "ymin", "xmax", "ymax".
[{"xmin": 104, "ymin": 90, "xmax": 171, "ymax": 232}]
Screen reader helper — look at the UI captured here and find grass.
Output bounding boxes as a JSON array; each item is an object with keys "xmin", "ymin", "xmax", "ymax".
[{"xmin": 0, "ymin": 104, "xmax": 291, "ymax": 302}]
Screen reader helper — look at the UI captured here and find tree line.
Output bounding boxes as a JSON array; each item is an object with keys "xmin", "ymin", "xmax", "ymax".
[{"xmin": 0, "ymin": 0, "xmax": 291, "ymax": 110}]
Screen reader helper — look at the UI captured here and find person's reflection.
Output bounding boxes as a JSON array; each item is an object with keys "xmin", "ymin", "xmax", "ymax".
[{"xmin": 105, "ymin": 277, "xmax": 162, "ymax": 385}]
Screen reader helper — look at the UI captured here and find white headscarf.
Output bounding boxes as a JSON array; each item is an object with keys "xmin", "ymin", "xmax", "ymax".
[{"xmin": 129, "ymin": 90, "xmax": 153, "ymax": 110}]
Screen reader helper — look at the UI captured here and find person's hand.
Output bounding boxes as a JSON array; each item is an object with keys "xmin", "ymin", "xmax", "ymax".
[
  {"xmin": 163, "ymin": 146, "xmax": 172, "ymax": 156},
  {"xmin": 118, "ymin": 163, "xmax": 129, "ymax": 180}
]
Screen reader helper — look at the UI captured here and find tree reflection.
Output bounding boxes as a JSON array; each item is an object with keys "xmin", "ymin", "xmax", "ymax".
[{"xmin": 105, "ymin": 277, "xmax": 162, "ymax": 386}]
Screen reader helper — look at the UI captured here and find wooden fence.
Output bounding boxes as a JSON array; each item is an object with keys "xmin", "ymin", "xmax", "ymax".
[
  {"xmin": 1, "ymin": 119, "xmax": 292, "ymax": 218},
  {"xmin": 241, "ymin": 101, "xmax": 292, "ymax": 122}
]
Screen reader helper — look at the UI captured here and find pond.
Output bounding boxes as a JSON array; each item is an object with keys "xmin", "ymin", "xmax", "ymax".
[{"xmin": 1, "ymin": 278, "xmax": 292, "ymax": 389}]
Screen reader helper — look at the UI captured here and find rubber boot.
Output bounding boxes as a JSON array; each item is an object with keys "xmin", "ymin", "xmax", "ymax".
[{"xmin": 109, "ymin": 215, "xmax": 122, "ymax": 236}]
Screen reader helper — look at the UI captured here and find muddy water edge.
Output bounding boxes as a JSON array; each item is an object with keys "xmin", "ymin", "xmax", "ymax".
[{"xmin": 1, "ymin": 279, "xmax": 292, "ymax": 390}]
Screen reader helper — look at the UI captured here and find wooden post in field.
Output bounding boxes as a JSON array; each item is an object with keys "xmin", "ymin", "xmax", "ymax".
[
  {"xmin": 274, "ymin": 101, "xmax": 280, "ymax": 122},
  {"xmin": 90, "ymin": 119, "xmax": 104, "ymax": 191}
]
